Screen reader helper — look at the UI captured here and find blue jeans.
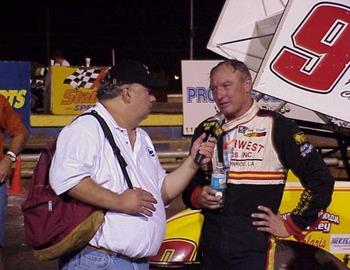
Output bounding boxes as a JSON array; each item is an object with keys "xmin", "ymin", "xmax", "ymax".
[
  {"xmin": 59, "ymin": 245, "xmax": 149, "ymax": 270},
  {"xmin": 0, "ymin": 182, "xmax": 7, "ymax": 246}
]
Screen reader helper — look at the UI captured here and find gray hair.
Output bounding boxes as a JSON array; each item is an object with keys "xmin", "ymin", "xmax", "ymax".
[
  {"xmin": 96, "ymin": 81, "xmax": 123, "ymax": 100},
  {"xmin": 210, "ymin": 59, "xmax": 252, "ymax": 83}
]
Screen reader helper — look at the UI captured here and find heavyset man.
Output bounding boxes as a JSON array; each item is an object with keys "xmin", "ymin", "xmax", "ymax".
[{"xmin": 50, "ymin": 60, "xmax": 216, "ymax": 270}]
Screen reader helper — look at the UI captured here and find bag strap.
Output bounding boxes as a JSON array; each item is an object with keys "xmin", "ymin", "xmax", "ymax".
[{"xmin": 78, "ymin": 110, "xmax": 133, "ymax": 189}]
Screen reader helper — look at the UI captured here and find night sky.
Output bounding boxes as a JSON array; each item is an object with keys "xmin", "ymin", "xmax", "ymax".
[{"xmin": 0, "ymin": 1, "xmax": 226, "ymax": 82}]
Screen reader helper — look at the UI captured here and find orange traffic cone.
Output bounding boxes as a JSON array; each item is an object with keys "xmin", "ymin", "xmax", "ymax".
[{"xmin": 9, "ymin": 156, "xmax": 23, "ymax": 195}]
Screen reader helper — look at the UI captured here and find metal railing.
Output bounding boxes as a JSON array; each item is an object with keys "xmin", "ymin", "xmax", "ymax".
[
  {"xmin": 17, "ymin": 151, "xmax": 350, "ymax": 179},
  {"xmin": 19, "ymin": 151, "xmax": 189, "ymax": 177}
]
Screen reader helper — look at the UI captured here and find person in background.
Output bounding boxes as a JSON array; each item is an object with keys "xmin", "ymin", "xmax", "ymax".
[
  {"xmin": 49, "ymin": 60, "xmax": 216, "ymax": 270},
  {"xmin": 52, "ymin": 50, "xmax": 70, "ymax": 66},
  {"xmin": 182, "ymin": 59, "xmax": 335, "ymax": 270},
  {"xmin": 0, "ymin": 95, "xmax": 28, "ymax": 270}
]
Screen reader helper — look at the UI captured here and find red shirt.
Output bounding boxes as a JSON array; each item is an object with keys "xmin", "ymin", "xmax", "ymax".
[{"xmin": 0, "ymin": 94, "xmax": 27, "ymax": 159}]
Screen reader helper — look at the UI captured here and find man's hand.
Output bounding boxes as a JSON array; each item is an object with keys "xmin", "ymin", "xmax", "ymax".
[
  {"xmin": 0, "ymin": 157, "xmax": 12, "ymax": 183},
  {"xmin": 196, "ymin": 185, "xmax": 222, "ymax": 209},
  {"xmin": 67, "ymin": 177, "xmax": 158, "ymax": 218},
  {"xmin": 251, "ymin": 205, "xmax": 291, "ymax": 238},
  {"xmin": 161, "ymin": 134, "xmax": 217, "ymax": 205},
  {"xmin": 117, "ymin": 187, "xmax": 157, "ymax": 218},
  {"xmin": 190, "ymin": 133, "xmax": 217, "ymax": 165}
]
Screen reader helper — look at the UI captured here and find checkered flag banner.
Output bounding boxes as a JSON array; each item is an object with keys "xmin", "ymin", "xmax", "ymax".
[{"xmin": 64, "ymin": 68, "xmax": 103, "ymax": 89}]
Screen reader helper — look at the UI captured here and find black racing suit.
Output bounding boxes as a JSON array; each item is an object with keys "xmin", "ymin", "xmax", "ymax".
[{"xmin": 182, "ymin": 102, "xmax": 334, "ymax": 270}]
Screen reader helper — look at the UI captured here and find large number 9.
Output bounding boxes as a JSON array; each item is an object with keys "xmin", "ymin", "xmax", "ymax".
[{"xmin": 271, "ymin": 3, "xmax": 350, "ymax": 93}]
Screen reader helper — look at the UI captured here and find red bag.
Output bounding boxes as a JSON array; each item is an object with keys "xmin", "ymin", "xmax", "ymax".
[
  {"xmin": 21, "ymin": 140, "xmax": 104, "ymax": 261},
  {"xmin": 22, "ymin": 111, "xmax": 132, "ymax": 261}
]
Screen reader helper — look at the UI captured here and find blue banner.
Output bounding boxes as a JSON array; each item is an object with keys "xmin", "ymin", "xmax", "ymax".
[{"xmin": 0, "ymin": 61, "xmax": 31, "ymax": 129}]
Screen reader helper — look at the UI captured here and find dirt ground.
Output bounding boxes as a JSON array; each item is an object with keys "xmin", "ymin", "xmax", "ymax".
[{"xmin": 3, "ymin": 188, "xmax": 186, "ymax": 270}]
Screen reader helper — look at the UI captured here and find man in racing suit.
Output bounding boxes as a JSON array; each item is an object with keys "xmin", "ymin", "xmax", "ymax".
[{"xmin": 182, "ymin": 60, "xmax": 334, "ymax": 270}]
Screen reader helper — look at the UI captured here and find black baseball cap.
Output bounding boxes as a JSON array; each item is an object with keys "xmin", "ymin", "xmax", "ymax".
[{"xmin": 107, "ymin": 60, "xmax": 165, "ymax": 89}]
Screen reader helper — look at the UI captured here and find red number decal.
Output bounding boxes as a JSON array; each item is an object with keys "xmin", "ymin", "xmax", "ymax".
[
  {"xmin": 271, "ymin": 3, "xmax": 350, "ymax": 93},
  {"xmin": 150, "ymin": 239, "xmax": 197, "ymax": 262}
]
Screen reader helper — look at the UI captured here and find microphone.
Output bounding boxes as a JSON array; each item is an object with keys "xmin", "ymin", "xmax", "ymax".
[{"xmin": 194, "ymin": 113, "xmax": 225, "ymax": 165}]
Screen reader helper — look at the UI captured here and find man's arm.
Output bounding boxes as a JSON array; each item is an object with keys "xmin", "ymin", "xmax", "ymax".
[
  {"xmin": 0, "ymin": 131, "xmax": 28, "ymax": 182},
  {"xmin": 67, "ymin": 177, "xmax": 157, "ymax": 217},
  {"xmin": 161, "ymin": 134, "xmax": 216, "ymax": 205},
  {"xmin": 0, "ymin": 100, "xmax": 28, "ymax": 182},
  {"xmin": 6, "ymin": 131, "xmax": 28, "ymax": 156},
  {"xmin": 182, "ymin": 122, "xmax": 222, "ymax": 210},
  {"xmin": 277, "ymin": 116, "xmax": 334, "ymax": 232},
  {"xmin": 252, "ymin": 113, "xmax": 334, "ymax": 240}
]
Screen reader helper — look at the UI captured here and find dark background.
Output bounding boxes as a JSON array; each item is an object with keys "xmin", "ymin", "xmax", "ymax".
[{"xmin": 0, "ymin": 1, "xmax": 226, "ymax": 90}]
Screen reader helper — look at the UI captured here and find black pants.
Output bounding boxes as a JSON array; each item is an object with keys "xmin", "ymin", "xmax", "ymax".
[{"xmin": 199, "ymin": 214, "xmax": 270, "ymax": 270}]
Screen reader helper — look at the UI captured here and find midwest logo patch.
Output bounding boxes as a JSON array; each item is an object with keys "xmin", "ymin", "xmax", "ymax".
[{"xmin": 293, "ymin": 132, "xmax": 307, "ymax": 145}]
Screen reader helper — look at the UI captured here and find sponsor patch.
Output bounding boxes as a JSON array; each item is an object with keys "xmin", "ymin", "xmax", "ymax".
[
  {"xmin": 147, "ymin": 147, "xmax": 156, "ymax": 159},
  {"xmin": 244, "ymin": 131, "xmax": 267, "ymax": 137},
  {"xmin": 238, "ymin": 126, "xmax": 249, "ymax": 134},
  {"xmin": 202, "ymin": 121, "xmax": 223, "ymax": 137},
  {"xmin": 238, "ymin": 126, "xmax": 267, "ymax": 137},
  {"xmin": 299, "ymin": 142, "xmax": 313, "ymax": 157},
  {"xmin": 293, "ymin": 132, "xmax": 307, "ymax": 145}
]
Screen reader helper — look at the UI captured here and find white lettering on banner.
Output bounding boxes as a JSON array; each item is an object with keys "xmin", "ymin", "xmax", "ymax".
[
  {"xmin": 186, "ymin": 87, "xmax": 215, "ymax": 103},
  {"xmin": 313, "ymin": 212, "xmax": 341, "ymax": 233},
  {"xmin": 322, "ymin": 212, "xmax": 340, "ymax": 224},
  {"xmin": 282, "ymin": 213, "xmax": 340, "ymax": 245},
  {"xmin": 282, "ymin": 211, "xmax": 340, "ymax": 234},
  {"xmin": 317, "ymin": 221, "xmax": 331, "ymax": 233}
]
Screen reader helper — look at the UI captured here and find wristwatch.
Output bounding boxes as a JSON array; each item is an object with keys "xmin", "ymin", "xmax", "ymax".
[{"xmin": 5, "ymin": 151, "xmax": 16, "ymax": 163}]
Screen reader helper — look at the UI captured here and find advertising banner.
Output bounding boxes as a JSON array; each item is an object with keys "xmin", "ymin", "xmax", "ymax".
[
  {"xmin": 254, "ymin": 0, "xmax": 350, "ymax": 122},
  {"xmin": 280, "ymin": 174, "xmax": 350, "ymax": 262},
  {"xmin": 50, "ymin": 66, "xmax": 108, "ymax": 114},
  {"xmin": 0, "ymin": 61, "xmax": 31, "ymax": 128},
  {"xmin": 181, "ymin": 60, "xmax": 220, "ymax": 135}
]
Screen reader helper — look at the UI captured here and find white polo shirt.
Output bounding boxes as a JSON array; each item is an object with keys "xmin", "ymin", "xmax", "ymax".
[{"xmin": 49, "ymin": 103, "xmax": 167, "ymax": 258}]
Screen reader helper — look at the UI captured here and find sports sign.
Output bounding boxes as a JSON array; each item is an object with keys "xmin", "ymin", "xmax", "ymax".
[
  {"xmin": 0, "ymin": 61, "xmax": 31, "ymax": 129},
  {"xmin": 181, "ymin": 60, "xmax": 219, "ymax": 135},
  {"xmin": 50, "ymin": 66, "xmax": 108, "ymax": 114},
  {"xmin": 254, "ymin": 0, "xmax": 350, "ymax": 122}
]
